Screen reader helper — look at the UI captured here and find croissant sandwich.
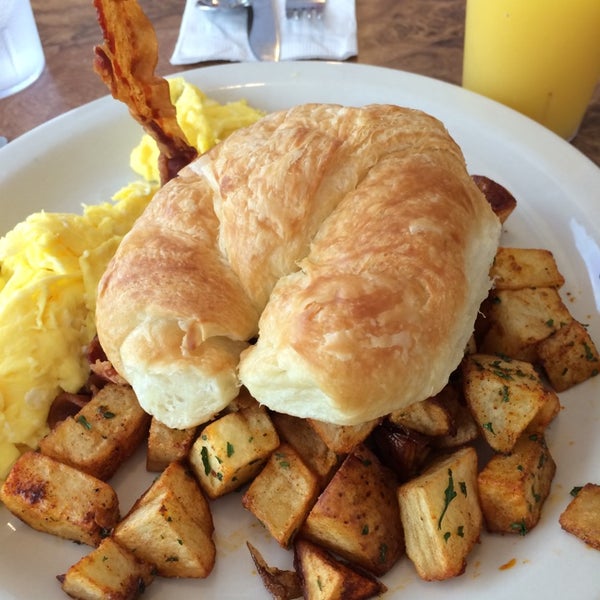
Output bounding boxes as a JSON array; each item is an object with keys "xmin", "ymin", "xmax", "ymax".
[{"xmin": 95, "ymin": 103, "xmax": 501, "ymax": 428}]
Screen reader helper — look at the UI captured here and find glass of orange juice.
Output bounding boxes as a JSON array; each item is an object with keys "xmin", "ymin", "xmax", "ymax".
[{"xmin": 462, "ymin": 0, "xmax": 600, "ymax": 140}]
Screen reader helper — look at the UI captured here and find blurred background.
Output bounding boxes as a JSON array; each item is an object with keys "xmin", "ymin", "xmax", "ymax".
[{"xmin": 0, "ymin": 0, "xmax": 598, "ymax": 164}]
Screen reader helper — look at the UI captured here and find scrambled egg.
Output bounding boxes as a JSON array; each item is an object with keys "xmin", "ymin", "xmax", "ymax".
[{"xmin": 0, "ymin": 78, "xmax": 264, "ymax": 479}]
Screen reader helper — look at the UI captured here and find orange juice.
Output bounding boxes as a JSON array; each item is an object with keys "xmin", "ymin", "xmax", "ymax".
[{"xmin": 462, "ymin": 0, "xmax": 600, "ymax": 139}]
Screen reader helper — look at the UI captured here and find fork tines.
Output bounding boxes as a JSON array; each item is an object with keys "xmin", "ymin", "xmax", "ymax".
[{"xmin": 286, "ymin": 0, "xmax": 326, "ymax": 19}]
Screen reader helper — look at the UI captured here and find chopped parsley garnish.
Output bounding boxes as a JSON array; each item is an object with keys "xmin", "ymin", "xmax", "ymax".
[
  {"xmin": 438, "ymin": 468, "xmax": 458, "ymax": 530},
  {"xmin": 77, "ymin": 415, "xmax": 92, "ymax": 430}
]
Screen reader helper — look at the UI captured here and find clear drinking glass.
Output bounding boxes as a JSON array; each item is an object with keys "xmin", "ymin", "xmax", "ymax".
[{"xmin": 0, "ymin": 0, "xmax": 45, "ymax": 99}]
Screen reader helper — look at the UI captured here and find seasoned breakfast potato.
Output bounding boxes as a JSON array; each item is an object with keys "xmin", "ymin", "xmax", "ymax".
[
  {"xmin": 146, "ymin": 418, "xmax": 197, "ymax": 472},
  {"xmin": 0, "ymin": 451, "xmax": 119, "ymax": 546},
  {"xmin": 294, "ymin": 538, "xmax": 388, "ymax": 600},
  {"xmin": 307, "ymin": 419, "xmax": 381, "ymax": 454},
  {"xmin": 39, "ymin": 383, "xmax": 150, "ymax": 480},
  {"xmin": 537, "ymin": 319, "xmax": 600, "ymax": 392},
  {"xmin": 243, "ymin": 443, "xmax": 320, "ymax": 548},
  {"xmin": 479, "ymin": 287, "xmax": 573, "ymax": 362},
  {"xmin": 478, "ymin": 433, "xmax": 556, "ymax": 535},
  {"xmin": 490, "ymin": 247, "xmax": 565, "ymax": 290},
  {"xmin": 246, "ymin": 541, "xmax": 303, "ymax": 600},
  {"xmin": 301, "ymin": 444, "xmax": 404, "ymax": 576},
  {"xmin": 189, "ymin": 401, "xmax": 280, "ymax": 499},
  {"xmin": 430, "ymin": 391, "xmax": 480, "ymax": 450},
  {"xmin": 270, "ymin": 412, "xmax": 341, "ymax": 490},
  {"xmin": 59, "ymin": 537, "xmax": 155, "ymax": 600},
  {"xmin": 389, "ymin": 385, "xmax": 456, "ymax": 437},
  {"xmin": 132, "ymin": 460, "xmax": 214, "ymax": 536},
  {"xmin": 114, "ymin": 489, "xmax": 216, "ymax": 578},
  {"xmin": 397, "ymin": 446, "xmax": 482, "ymax": 581},
  {"xmin": 559, "ymin": 483, "xmax": 600, "ymax": 550},
  {"xmin": 462, "ymin": 354, "xmax": 558, "ymax": 453},
  {"xmin": 113, "ymin": 460, "xmax": 215, "ymax": 577},
  {"xmin": 471, "ymin": 175, "xmax": 517, "ymax": 224}
]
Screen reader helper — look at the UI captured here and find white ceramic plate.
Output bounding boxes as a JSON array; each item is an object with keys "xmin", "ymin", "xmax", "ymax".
[{"xmin": 1, "ymin": 62, "xmax": 599, "ymax": 599}]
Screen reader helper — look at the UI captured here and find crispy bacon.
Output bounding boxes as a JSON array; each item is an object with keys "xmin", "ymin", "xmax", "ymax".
[{"xmin": 92, "ymin": 0, "xmax": 197, "ymax": 184}]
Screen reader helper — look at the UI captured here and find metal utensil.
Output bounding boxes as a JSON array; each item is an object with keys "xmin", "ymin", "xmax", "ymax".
[
  {"xmin": 247, "ymin": 0, "xmax": 281, "ymax": 61},
  {"xmin": 285, "ymin": 0, "xmax": 326, "ymax": 19},
  {"xmin": 196, "ymin": 0, "xmax": 250, "ymax": 10}
]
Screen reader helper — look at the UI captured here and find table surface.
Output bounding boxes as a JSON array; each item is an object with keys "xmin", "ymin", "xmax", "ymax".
[{"xmin": 1, "ymin": 0, "xmax": 599, "ymax": 167}]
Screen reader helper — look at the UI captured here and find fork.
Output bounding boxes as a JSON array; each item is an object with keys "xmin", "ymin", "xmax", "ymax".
[{"xmin": 285, "ymin": 0, "xmax": 326, "ymax": 20}]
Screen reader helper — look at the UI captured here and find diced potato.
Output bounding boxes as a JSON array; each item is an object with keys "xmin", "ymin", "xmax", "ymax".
[
  {"xmin": 0, "ymin": 451, "xmax": 119, "ymax": 546},
  {"xmin": 370, "ymin": 422, "xmax": 431, "ymax": 483},
  {"xmin": 559, "ymin": 483, "xmax": 600, "ymax": 550},
  {"xmin": 462, "ymin": 354, "xmax": 557, "ymax": 453},
  {"xmin": 246, "ymin": 542, "xmax": 303, "ymax": 600},
  {"xmin": 471, "ymin": 175, "xmax": 517, "ymax": 224},
  {"xmin": 480, "ymin": 287, "xmax": 572, "ymax": 362},
  {"xmin": 271, "ymin": 412, "xmax": 341, "ymax": 489},
  {"xmin": 397, "ymin": 446, "xmax": 482, "ymax": 581},
  {"xmin": 308, "ymin": 419, "xmax": 380, "ymax": 455},
  {"xmin": 490, "ymin": 247, "xmax": 565, "ymax": 291},
  {"xmin": 39, "ymin": 384, "xmax": 150, "ymax": 480},
  {"xmin": 537, "ymin": 319, "xmax": 600, "ymax": 392},
  {"xmin": 301, "ymin": 444, "xmax": 404, "ymax": 576},
  {"xmin": 146, "ymin": 418, "xmax": 197, "ymax": 472},
  {"xmin": 389, "ymin": 385, "xmax": 456, "ymax": 437},
  {"xmin": 131, "ymin": 461, "xmax": 214, "ymax": 537},
  {"xmin": 59, "ymin": 537, "xmax": 155, "ymax": 600},
  {"xmin": 189, "ymin": 402, "xmax": 279, "ymax": 499},
  {"xmin": 430, "ymin": 391, "xmax": 480, "ymax": 450},
  {"xmin": 525, "ymin": 390, "xmax": 561, "ymax": 434},
  {"xmin": 477, "ymin": 433, "xmax": 556, "ymax": 535},
  {"xmin": 113, "ymin": 489, "xmax": 216, "ymax": 578},
  {"xmin": 243, "ymin": 443, "xmax": 320, "ymax": 548},
  {"xmin": 294, "ymin": 538, "xmax": 387, "ymax": 600}
]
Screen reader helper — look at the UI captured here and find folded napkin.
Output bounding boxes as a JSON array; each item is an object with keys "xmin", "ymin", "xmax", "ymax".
[{"xmin": 170, "ymin": 0, "xmax": 357, "ymax": 64}]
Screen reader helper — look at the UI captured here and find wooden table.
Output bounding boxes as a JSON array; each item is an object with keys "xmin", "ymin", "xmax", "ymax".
[{"xmin": 1, "ymin": 0, "xmax": 599, "ymax": 166}]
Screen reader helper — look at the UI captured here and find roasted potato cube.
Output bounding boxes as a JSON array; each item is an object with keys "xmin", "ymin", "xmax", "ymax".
[
  {"xmin": 478, "ymin": 433, "xmax": 556, "ymax": 535},
  {"xmin": 0, "ymin": 451, "xmax": 119, "ymax": 546},
  {"xmin": 59, "ymin": 537, "xmax": 155, "ymax": 600},
  {"xmin": 189, "ymin": 402, "xmax": 279, "ymax": 499},
  {"xmin": 524, "ymin": 389, "xmax": 561, "ymax": 434},
  {"xmin": 559, "ymin": 483, "xmax": 600, "ymax": 550},
  {"xmin": 39, "ymin": 384, "xmax": 150, "ymax": 480},
  {"xmin": 271, "ymin": 412, "xmax": 341, "ymax": 489},
  {"xmin": 243, "ymin": 443, "xmax": 320, "ymax": 548},
  {"xmin": 397, "ymin": 447, "xmax": 482, "ymax": 581},
  {"xmin": 490, "ymin": 247, "xmax": 565, "ymax": 290},
  {"xmin": 370, "ymin": 422, "xmax": 431, "ymax": 483},
  {"xmin": 537, "ymin": 319, "xmax": 600, "ymax": 392},
  {"xmin": 301, "ymin": 444, "xmax": 403, "ymax": 576},
  {"xmin": 480, "ymin": 287, "xmax": 572, "ymax": 362},
  {"xmin": 132, "ymin": 461, "xmax": 214, "ymax": 537},
  {"xmin": 471, "ymin": 175, "xmax": 517, "ymax": 224},
  {"xmin": 389, "ymin": 386, "xmax": 456, "ymax": 437},
  {"xmin": 114, "ymin": 488, "xmax": 216, "ymax": 578},
  {"xmin": 308, "ymin": 419, "xmax": 380, "ymax": 454},
  {"xmin": 430, "ymin": 391, "xmax": 480, "ymax": 450},
  {"xmin": 294, "ymin": 538, "xmax": 387, "ymax": 600},
  {"xmin": 146, "ymin": 418, "xmax": 197, "ymax": 472},
  {"xmin": 462, "ymin": 354, "xmax": 558, "ymax": 453}
]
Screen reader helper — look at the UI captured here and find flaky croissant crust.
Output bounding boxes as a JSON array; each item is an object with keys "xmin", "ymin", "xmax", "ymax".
[{"xmin": 96, "ymin": 103, "xmax": 501, "ymax": 428}]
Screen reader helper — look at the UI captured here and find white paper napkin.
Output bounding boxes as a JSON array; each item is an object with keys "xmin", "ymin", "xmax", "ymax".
[{"xmin": 170, "ymin": 0, "xmax": 357, "ymax": 64}]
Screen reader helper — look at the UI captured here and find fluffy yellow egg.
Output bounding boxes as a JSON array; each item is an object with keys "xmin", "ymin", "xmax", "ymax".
[
  {"xmin": 0, "ymin": 78, "xmax": 265, "ymax": 479},
  {"xmin": 0, "ymin": 182, "xmax": 155, "ymax": 478}
]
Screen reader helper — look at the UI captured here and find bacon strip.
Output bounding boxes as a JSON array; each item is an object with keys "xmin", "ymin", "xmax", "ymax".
[{"xmin": 93, "ymin": 0, "xmax": 197, "ymax": 184}]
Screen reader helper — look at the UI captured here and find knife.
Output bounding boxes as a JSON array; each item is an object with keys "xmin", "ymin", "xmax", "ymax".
[{"xmin": 247, "ymin": 0, "xmax": 281, "ymax": 61}]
